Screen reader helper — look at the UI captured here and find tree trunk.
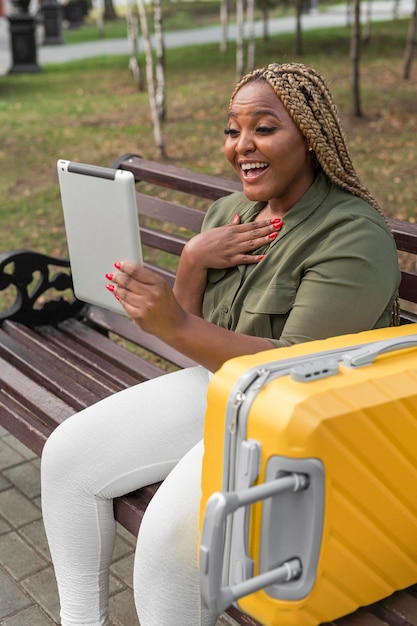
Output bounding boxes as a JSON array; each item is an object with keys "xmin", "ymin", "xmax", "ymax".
[
  {"xmin": 350, "ymin": 0, "xmax": 362, "ymax": 116},
  {"xmin": 153, "ymin": 0, "xmax": 166, "ymax": 121},
  {"xmin": 246, "ymin": 0, "xmax": 255, "ymax": 71},
  {"xmin": 294, "ymin": 0, "xmax": 303, "ymax": 55},
  {"xmin": 346, "ymin": 0, "xmax": 352, "ymax": 26},
  {"xmin": 219, "ymin": 0, "xmax": 228, "ymax": 53},
  {"xmin": 94, "ymin": 0, "xmax": 105, "ymax": 37},
  {"xmin": 262, "ymin": 4, "xmax": 269, "ymax": 41},
  {"xmin": 363, "ymin": 0, "xmax": 372, "ymax": 43},
  {"xmin": 103, "ymin": 0, "xmax": 117, "ymax": 21},
  {"xmin": 137, "ymin": 0, "xmax": 165, "ymax": 159},
  {"xmin": 236, "ymin": 0, "xmax": 244, "ymax": 79},
  {"xmin": 403, "ymin": 0, "xmax": 417, "ymax": 79},
  {"xmin": 126, "ymin": 0, "xmax": 143, "ymax": 90}
]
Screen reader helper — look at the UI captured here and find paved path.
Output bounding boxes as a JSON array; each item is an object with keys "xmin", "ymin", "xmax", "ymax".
[{"xmin": 0, "ymin": 0, "xmax": 414, "ymax": 74}]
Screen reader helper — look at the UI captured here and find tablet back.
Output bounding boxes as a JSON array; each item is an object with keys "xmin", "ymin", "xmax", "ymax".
[{"xmin": 57, "ymin": 159, "xmax": 142, "ymax": 316}]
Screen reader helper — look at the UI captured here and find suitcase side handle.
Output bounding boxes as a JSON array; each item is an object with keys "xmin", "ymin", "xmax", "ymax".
[
  {"xmin": 342, "ymin": 334, "xmax": 417, "ymax": 367},
  {"xmin": 200, "ymin": 474, "xmax": 306, "ymax": 614}
]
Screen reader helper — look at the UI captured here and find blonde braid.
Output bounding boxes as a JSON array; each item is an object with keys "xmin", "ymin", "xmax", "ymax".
[{"xmin": 231, "ymin": 63, "xmax": 400, "ymax": 325}]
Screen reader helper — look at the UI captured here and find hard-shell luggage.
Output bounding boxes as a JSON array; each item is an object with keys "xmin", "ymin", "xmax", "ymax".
[{"xmin": 199, "ymin": 325, "xmax": 417, "ymax": 626}]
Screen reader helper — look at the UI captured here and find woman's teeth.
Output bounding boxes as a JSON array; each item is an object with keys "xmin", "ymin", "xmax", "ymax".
[{"xmin": 241, "ymin": 162, "xmax": 269, "ymax": 171}]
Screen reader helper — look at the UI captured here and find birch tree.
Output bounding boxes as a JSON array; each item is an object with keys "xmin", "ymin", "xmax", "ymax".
[
  {"xmin": 137, "ymin": 0, "xmax": 166, "ymax": 158},
  {"xmin": 126, "ymin": 0, "xmax": 143, "ymax": 89},
  {"xmin": 153, "ymin": 0, "xmax": 166, "ymax": 121},
  {"xmin": 403, "ymin": 0, "xmax": 417, "ymax": 79},
  {"xmin": 294, "ymin": 0, "xmax": 303, "ymax": 55},
  {"xmin": 220, "ymin": 0, "xmax": 229, "ymax": 53},
  {"xmin": 350, "ymin": 0, "xmax": 362, "ymax": 116},
  {"xmin": 236, "ymin": 0, "xmax": 245, "ymax": 78},
  {"xmin": 246, "ymin": 0, "xmax": 256, "ymax": 71},
  {"xmin": 94, "ymin": 0, "xmax": 105, "ymax": 38},
  {"xmin": 235, "ymin": 0, "xmax": 257, "ymax": 78}
]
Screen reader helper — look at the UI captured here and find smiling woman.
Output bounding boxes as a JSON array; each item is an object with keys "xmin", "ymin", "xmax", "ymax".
[{"xmin": 41, "ymin": 62, "xmax": 401, "ymax": 626}]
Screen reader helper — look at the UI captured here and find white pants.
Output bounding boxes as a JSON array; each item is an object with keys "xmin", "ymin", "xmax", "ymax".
[{"xmin": 41, "ymin": 366, "xmax": 219, "ymax": 626}]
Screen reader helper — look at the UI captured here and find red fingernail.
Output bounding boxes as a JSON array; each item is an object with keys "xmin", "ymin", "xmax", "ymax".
[
  {"xmin": 268, "ymin": 232, "xmax": 278, "ymax": 239},
  {"xmin": 105, "ymin": 272, "xmax": 114, "ymax": 280},
  {"xmin": 115, "ymin": 294, "xmax": 121, "ymax": 301},
  {"xmin": 114, "ymin": 261, "xmax": 122, "ymax": 270},
  {"xmin": 258, "ymin": 254, "xmax": 265, "ymax": 260},
  {"xmin": 106, "ymin": 284, "xmax": 115, "ymax": 292}
]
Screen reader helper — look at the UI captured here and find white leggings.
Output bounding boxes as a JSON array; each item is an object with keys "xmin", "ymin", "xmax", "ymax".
[{"xmin": 41, "ymin": 366, "xmax": 219, "ymax": 626}]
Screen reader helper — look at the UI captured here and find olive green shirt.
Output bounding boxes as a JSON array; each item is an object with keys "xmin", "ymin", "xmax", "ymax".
[{"xmin": 201, "ymin": 171, "xmax": 400, "ymax": 348}]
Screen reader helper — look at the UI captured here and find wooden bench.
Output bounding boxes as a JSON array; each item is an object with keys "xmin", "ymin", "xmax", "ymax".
[{"xmin": 1, "ymin": 153, "xmax": 417, "ymax": 626}]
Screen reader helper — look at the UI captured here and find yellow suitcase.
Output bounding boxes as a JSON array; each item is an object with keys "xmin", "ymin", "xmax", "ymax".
[{"xmin": 199, "ymin": 325, "xmax": 417, "ymax": 626}]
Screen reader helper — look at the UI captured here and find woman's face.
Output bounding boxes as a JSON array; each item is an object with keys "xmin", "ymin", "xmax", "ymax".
[{"xmin": 224, "ymin": 80, "xmax": 315, "ymax": 214}]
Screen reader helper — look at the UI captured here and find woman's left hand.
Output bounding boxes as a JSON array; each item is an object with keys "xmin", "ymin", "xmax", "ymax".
[{"xmin": 106, "ymin": 262, "xmax": 187, "ymax": 339}]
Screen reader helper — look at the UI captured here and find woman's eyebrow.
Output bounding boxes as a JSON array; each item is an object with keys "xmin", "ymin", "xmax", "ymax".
[{"xmin": 227, "ymin": 108, "xmax": 280, "ymax": 119}]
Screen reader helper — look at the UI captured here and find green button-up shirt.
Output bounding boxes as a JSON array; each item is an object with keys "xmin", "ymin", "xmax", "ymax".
[{"xmin": 201, "ymin": 171, "xmax": 400, "ymax": 348}]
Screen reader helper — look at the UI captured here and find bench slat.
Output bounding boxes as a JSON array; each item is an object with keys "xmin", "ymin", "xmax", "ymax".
[
  {"xmin": 0, "ymin": 324, "xmax": 114, "ymax": 409},
  {"xmin": 118, "ymin": 155, "xmax": 242, "ymax": 200},
  {"xmin": 81, "ymin": 305, "xmax": 197, "ymax": 369},
  {"xmin": 135, "ymin": 191, "xmax": 205, "ymax": 232},
  {"xmin": 389, "ymin": 217, "xmax": 417, "ymax": 255},
  {"xmin": 53, "ymin": 319, "xmax": 165, "ymax": 383}
]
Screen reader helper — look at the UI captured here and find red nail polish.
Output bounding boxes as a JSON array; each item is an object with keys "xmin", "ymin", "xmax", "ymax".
[
  {"xmin": 268, "ymin": 232, "xmax": 278, "ymax": 239},
  {"xmin": 114, "ymin": 261, "xmax": 122, "ymax": 270},
  {"xmin": 106, "ymin": 284, "xmax": 115, "ymax": 292},
  {"xmin": 105, "ymin": 273, "xmax": 114, "ymax": 281},
  {"xmin": 258, "ymin": 254, "xmax": 265, "ymax": 260},
  {"xmin": 115, "ymin": 294, "xmax": 121, "ymax": 301}
]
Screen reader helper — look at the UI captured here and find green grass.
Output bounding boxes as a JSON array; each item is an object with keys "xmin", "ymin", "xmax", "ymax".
[{"xmin": 1, "ymin": 18, "xmax": 416, "ymax": 264}]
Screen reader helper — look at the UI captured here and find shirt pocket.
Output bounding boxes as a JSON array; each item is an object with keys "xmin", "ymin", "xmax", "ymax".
[
  {"xmin": 243, "ymin": 286, "xmax": 296, "ymax": 315},
  {"xmin": 240, "ymin": 285, "xmax": 297, "ymax": 339}
]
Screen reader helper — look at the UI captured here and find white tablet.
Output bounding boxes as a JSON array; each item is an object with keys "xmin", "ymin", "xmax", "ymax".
[{"xmin": 57, "ymin": 159, "xmax": 142, "ymax": 316}]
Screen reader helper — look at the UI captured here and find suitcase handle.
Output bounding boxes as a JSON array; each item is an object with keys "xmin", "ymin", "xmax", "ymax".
[
  {"xmin": 200, "ymin": 473, "xmax": 306, "ymax": 614},
  {"xmin": 342, "ymin": 334, "xmax": 417, "ymax": 367}
]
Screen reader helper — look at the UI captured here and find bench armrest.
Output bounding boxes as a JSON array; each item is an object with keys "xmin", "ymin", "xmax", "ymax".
[{"xmin": 0, "ymin": 250, "xmax": 84, "ymax": 326}]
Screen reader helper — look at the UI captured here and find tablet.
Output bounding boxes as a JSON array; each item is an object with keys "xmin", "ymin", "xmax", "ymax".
[{"xmin": 57, "ymin": 159, "xmax": 142, "ymax": 316}]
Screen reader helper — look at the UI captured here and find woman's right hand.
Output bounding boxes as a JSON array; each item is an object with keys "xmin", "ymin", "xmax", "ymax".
[{"xmin": 182, "ymin": 215, "xmax": 280, "ymax": 271}]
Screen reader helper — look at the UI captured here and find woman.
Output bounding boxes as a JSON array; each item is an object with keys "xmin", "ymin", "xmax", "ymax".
[{"xmin": 41, "ymin": 63, "xmax": 400, "ymax": 626}]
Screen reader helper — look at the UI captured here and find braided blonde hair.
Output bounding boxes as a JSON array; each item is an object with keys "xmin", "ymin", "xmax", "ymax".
[{"xmin": 231, "ymin": 62, "xmax": 400, "ymax": 325}]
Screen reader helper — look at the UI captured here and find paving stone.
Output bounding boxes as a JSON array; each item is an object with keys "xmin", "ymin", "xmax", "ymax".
[
  {"xmin": 0, "ymin": 472, "xmax": 11, "ymax": 491},
  {"xmin": 2, "ymin": 434, "xmax": 37, "ymax": 461},
  {"xmin": 111, "ymin": 551, "xmax": 135, "ymax": 589},
  {"xmin": 115, "ymin": 522, "xmax": 137, "ymax": 548},
  {"xmin": 0, "ymin": 568, "xmax": 32, "ymax": 620},
  {"xmin": 0, "ymin": 513, "xmax": 12, "ymax": 535},
  {"xmin": 110, "ymin": 587, "xmax": 140, "ymax": 626},
  {"xmin": 0, "ymin": 530, "xmax": 48, "ymax": 580},
  {"xmin": 21, "ymin": 565, "xmax": 61, "ymax": 624},
  {"xmin": 113, "ymin": 531, "xmax": 135, "ymax": 562},
  {"xmin": 1, "ymin": 603, "xmax": 57, "ymax": 625},
  {"xmin": 0, "ymin": 437, "xmax": 26, "ymax": 471},
  {"xmin": 0, "ymin": 486, "xmax": 41, "ymax": 528},
  {"xmin": 17, "ymin": 518, "xmax": 51, "ymax": 562},
  {"xmin": 3, "ymin": 458, "xmax": 41, "ymax": 500}
]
